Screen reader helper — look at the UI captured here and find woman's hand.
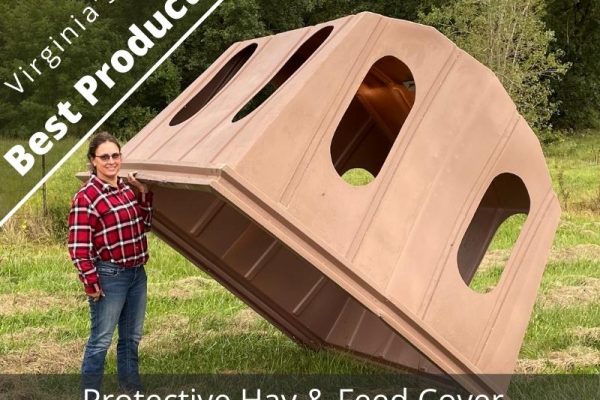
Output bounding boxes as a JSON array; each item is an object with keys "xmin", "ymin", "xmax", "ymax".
[
  {"xmin": 88, "ymin": 289, "xmax": 105, "ymax": 302},
  {"xmin": 127, "ymin": 171, "xmax": 148, "ymax": 194}
]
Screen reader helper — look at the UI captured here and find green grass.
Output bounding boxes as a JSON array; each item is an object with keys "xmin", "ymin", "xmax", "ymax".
[
  {"xmin": 0, "ymin": 133, "xmax": 599, "ymax": 398},
  {"xmin": 545, "ymin": 132, "xmax": 600, "ymax": 211},
  {"xmin": 0, "ymin": 239, "xmax": 380, "ymax": 375},
  {"xmin": 342, "ymin": 168, "xmax": 375, "ymax": 186}
]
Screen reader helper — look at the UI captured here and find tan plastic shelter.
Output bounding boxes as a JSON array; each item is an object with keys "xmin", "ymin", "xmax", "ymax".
[{"xmin": 117, "ymin": 12, "xmax": 560, "ymax": 396}]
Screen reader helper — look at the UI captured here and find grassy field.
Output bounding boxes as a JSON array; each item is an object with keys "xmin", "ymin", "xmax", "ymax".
[{"xmin": 0, "ymin": 133, "xmax": 599, "ymax": 397}]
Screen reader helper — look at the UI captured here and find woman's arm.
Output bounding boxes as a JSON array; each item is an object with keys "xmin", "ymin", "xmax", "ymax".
[
  {"xmin": 128, "ymin": 172, "xmax": 153, "ymax": 232},
  {"xmin": 137, "ymin": 190, "xmax": 153, "ymax": 232},
  {"xmin": 67, "ymin": 193, "xmax": 101, "ymax": 294}
]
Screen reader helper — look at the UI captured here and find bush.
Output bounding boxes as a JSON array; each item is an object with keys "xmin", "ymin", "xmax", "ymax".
[{"xmin": 419, "ymin": 0, "xmax": 569, "ymax": 134}]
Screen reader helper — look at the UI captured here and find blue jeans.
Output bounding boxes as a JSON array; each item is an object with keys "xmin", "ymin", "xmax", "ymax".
[{"xmin": 81, "ymin": 261, "xmax": 147, "ymax": 394}]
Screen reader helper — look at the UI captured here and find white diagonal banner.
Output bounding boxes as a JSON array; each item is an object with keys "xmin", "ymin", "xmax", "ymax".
[{"xmin": 0, "ymin": 0, "xmax": 224, "ymax": 227}]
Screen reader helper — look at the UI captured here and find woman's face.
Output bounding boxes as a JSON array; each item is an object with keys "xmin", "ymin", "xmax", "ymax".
[{"xmin": 92, "ymin": 141, "xmax": 121, "ymax": 183}]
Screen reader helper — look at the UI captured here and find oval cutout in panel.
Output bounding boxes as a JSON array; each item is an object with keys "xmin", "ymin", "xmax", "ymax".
[
  {"xmin": 330, "ymin": 56, "xmax": 416, "ymax": 179},
  {"xmin": 232, "ymin": 26, "xmax": 334, "ymax": 122},
  {"xmin": 170, "ymin": 43, "xmax": 258, "ymax": 126},
  {"xmin": 457, "ymin": 173, "xmax": 530, "ymax": 292}
]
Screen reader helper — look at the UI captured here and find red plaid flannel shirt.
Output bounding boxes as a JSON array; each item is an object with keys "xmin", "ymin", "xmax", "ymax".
[{"xmin": 68, "ymin": 174, "xmax": 153, "ymax": 294}]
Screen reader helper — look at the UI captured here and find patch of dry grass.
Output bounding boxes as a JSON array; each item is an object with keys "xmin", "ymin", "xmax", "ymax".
[
  {"xmin": 142, "ymin": 314, "xmax": 191, "ymax": 350},
  {"xmin": 141, "ymin": 307, "xmax": 267, "ymax": 354},
  {"xmin": 571, "ymin": 326, "xmax": 600, "ymax": 343},
  {"xmin": 479, "ymin": 249, "xmax": 510, "ymax": 271},
  {"xmin": 547, "ymin": 346, "xmax": 600, "ymax": 369},
  {"xmin": 232, "ymin": 308, "xmax": 260, "ymax": 331},
  {"xmin": 548, "ymin": 244, "xmax": 600, "ymax": 263},
  {"xmin": 516, "ymin": 346, "xmax": 600, "ymax": 373},
  {"xmin": 149, "ymin": 276, "xmax": 216, "ymax": 300},
  {"xmin": 480, "ymin": 244, "xmax": 600, "ymax": 273},
  {"xmin": 0, "ymin": 326, "xmax": 60, "ymax": 345},
  {"xmin": 539, "ymin": 277, "xmax": 600, "ymax": 308},
  {"xmin": 0, "ymin": 292, "xmax": 82, "ymax": 316},
  {"xmin": 0, "ymin": 377, "xmax": 54, "ymax": 400},
  {"xmin": 0, "ymin": 339, "xmax": 83, "ymax": 373},
  {"xmin": 515, "ymin": 358, "xmax": 548, "ymax": 373}
]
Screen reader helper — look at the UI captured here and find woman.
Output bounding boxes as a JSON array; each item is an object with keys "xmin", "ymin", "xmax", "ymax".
[{"xmin": 68, "ymin": 131, "xmax": 152, "ymax": 394}]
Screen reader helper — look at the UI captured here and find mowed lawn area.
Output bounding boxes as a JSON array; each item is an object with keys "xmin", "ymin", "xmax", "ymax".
[{"xmin": 0, "ymin": 133, "xmax": 599, "ymax": 394}]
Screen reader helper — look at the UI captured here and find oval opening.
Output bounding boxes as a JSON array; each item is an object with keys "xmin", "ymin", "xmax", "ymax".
[
  {"xmin": 170, "ymin": 43, "xmax": 258, "ymax": 126},
  {"xmin": 232, "ymin": 25, "xmax": 334, "ymax": 122},
  {"xmin": 457, "ymin": 173, "xmax": 530, "ymax": 293},
  {"xmin": 330, "ymin": 56, "xmax": 416, "ymax": 180}
]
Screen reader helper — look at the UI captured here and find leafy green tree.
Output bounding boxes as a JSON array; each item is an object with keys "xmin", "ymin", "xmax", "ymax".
[
  {"xmin": 545, "ymin": 0, "xmax": 600, "ymax": 130},
  {"xmin": 306, "ymin": 0, "xmax": 451, "ymax": 24},
  {"xmin": 105, "ymin": 59, "xmax": 182, "ymax": 141},
  {"xmin": 257, "ymin": 0, "xmax": 317, "ymax": 32},
  {"xmin": 0, "ymin": 0, "xmax": 216, "ymax": 141},
  {"xmin": 419, "ymin": 0, "xmax": 569, "ymax": 135},
  {"xmin": 97, "ymin": 0, "xmax": 212, "ymax": 140},
  {"xmin": 0, "ymin": 0, "xmax": 118, "ymax": 138},
  {"xmin": 172, "ymin": 0, "xmax": 267, "ymax": 90}
]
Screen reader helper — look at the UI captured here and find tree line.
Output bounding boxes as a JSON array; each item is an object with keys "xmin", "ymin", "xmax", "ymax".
[{"xmin": 0, "ymin": 0, "xmax": 597, "ymax": 143}]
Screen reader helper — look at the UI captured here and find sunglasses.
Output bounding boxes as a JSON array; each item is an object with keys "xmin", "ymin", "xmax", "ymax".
[{"xmin": 95, "ymin": 152, "xmax": 121, "ymax": 162}]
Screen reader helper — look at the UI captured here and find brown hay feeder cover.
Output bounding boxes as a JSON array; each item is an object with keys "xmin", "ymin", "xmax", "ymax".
[{"xmin": 119, "ymin": 12, "xmax": 560, "ymax": 396}]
